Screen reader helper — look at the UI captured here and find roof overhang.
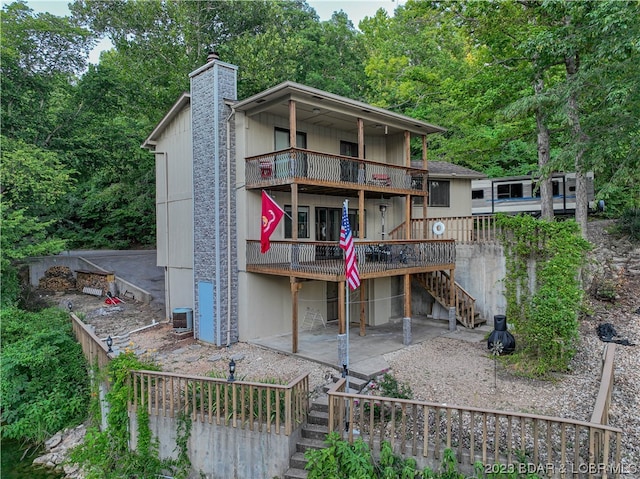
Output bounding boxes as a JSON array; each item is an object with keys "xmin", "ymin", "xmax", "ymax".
[
  {"xmin": 141, "ymin": 93, "xmax": 191, "ymax": 150},
  {"xmin": 233, "ymin": 81, "xmax": 446, "ymax": 137}
]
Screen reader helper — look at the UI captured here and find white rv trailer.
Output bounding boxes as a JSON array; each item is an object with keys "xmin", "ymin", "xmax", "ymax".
[{"xmin": 471, "ymin": 172, "xmax": 595, "ymax": 215}]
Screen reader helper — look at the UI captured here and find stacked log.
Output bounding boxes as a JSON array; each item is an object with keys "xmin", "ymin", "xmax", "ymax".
[
  {"xmin": 39, "ymin": 266, "xmax": 76, "ymax": 291},
  {"xmin": 75, "ymin": 270, "xmax": 114, "ymax": 296}
]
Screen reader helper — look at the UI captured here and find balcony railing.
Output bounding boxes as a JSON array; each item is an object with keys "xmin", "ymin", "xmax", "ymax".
[
  {"xmin": 390, "ymin": 215, "xmax": 499, "ymax": 243},
  {"xmin": 246, "ymin": 148, "xmax": 427, "ymax": 194},
  {"xmin": 246, "ymin": 240, "xmax": 455, "ymax": 279}
]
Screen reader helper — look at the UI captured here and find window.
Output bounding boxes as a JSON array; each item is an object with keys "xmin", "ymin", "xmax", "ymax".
[
  {"xmin": 316, "ymin": 207, "xmax": 365, "ymax": 240},
  {"xmin": 339, "ymin": 141, "xmax": 364, "ymax": 183},
  {"xmin": 284, "ymin": 205, "xmax": 309, "ymax": 239},
  {"xmin": 428, "ymin": 180, "xmax": 450, "ymax": 207},
  {"xmin": 472, "ymin": 189, "xmax": 484, "ymax": 200},
  {"xmin": 275, "ymin": 128, "xmax": 307, "ymax": 177},
  {"xmin": 533, "ymin": 180, "xmax": 560, "ymax": 197},
  {"xmin": 497, "ymin": 183, "xmax": 523, "ymax": 199}
]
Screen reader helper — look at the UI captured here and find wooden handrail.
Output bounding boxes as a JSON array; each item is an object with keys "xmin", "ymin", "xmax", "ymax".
[
  {"xmin": 129, "ymin": 370, "xmax": 309, "ymax": 436},
  {"xmin": 391, "ymin": 215, "xmax": 498, "ymax": 243},
  {"xmin": 70, "ymin": 312, "xmax": 112, "ymax": 371},
  {"xmin": 328, "ymin": 388, "xmax": 624, "ymax": 476},
  {"xmin": 591, "ymin": 344, "xmax": 616, "ymax": 425}
]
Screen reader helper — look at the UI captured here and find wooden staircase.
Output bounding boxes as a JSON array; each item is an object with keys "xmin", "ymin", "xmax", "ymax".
[{"xmin": 414, "ymin": 271, "xmax": 485, "ymax": 328}]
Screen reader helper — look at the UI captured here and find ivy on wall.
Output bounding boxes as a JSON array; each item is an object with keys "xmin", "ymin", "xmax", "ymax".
[
  {"xmin": 69, "ymin": 351, "xmax": 193, "ymax": 478},
  {"xmin": 496, "ymin": 214, "xmax": 591, "ymax": 376}
]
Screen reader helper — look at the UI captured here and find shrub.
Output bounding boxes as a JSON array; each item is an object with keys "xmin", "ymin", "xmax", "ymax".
[{"xmin": 0, "ymin": 307, "xmax": 90, "ymax": 444}]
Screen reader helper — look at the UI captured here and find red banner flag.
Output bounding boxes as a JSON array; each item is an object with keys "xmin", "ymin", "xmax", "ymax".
[
  {"xmin": 261, "ymin": 191, "xmax": 285, "ymax": 253},
  {"xmin": 339, "ymin": 201, "xmax": 360, "ymax": 290}
]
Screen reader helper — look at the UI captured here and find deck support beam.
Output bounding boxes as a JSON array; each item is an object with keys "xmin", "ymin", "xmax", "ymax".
[{"xmin": 291, "ymin": 279, "xmax": 302, "ymax": 353}]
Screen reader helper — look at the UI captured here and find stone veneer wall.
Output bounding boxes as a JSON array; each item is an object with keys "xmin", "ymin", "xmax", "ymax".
[{"xmin": 190, "ymin": 58, "xmax": 239, "ymax": 345}]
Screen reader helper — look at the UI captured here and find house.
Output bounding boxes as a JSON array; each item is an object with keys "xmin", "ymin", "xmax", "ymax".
[{"xmin": 142, "ymin": 53, "xmax": 486, "ymax": 357}]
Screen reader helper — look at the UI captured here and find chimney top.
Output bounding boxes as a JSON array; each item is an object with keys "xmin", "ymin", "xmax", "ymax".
[{"xmin": 207, "ymin": 51, "xmax": 220, "ymax": 62}]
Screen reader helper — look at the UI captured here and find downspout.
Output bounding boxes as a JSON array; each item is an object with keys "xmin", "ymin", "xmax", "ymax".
[
  {"xmin": 154, "ymin": 151, "xmax": 170, "ymax": 320},
  {"xmin": 226, "ymin": 107, "xmax": 234, "ymax": 347}
]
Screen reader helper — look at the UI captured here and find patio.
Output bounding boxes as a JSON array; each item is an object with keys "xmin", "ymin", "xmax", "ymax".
[{"xmin": 250, "ymin": 315, "xmax": 491, "ymax": 379}]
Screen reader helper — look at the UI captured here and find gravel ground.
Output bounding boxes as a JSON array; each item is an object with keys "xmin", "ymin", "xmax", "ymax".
[{"xmin": 53, "ymin": 219, "xmax": 640, "ymax": 468}]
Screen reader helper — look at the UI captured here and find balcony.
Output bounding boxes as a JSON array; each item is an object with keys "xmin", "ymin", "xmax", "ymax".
[
  {"xmin": 246, "ymin": 240, "xmax": 455, "ymax": 281},
  {"xmin": 245, "ymin": 148, "xmax": 427, "ymax": 198}
]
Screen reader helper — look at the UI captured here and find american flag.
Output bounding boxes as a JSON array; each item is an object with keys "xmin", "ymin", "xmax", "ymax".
[{"xmin": 339, "ymin": 202, "xmax": 360, "ymax": 290}]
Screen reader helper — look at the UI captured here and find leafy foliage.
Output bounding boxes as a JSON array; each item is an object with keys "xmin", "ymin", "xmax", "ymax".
[
  {"xmin": 305, "ymin": 433, "xmax": 541, "ymax": 478},
  {"xmin": 69, "ymin": 351, "xmax": 194, "ymax": 479},
  {"xmin": 497, "ymin": 214, "xmax": 590, "ymax": 376},
  {"xmin": 0, "ymin": 307, "xmax": 90, "ymax": 444}
]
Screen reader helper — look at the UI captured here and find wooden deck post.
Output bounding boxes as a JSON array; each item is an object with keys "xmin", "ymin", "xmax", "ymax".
[
  {"xmin": 449, "ymin": 267, "xmax": 455, "ymax": 307},
  {"xmin": 291, "ymin": 279, "xmax": 302, "ymax": 353},
  {"xmin": 404, "ymin": 274, "xmax": 411, "ymax": 318}
]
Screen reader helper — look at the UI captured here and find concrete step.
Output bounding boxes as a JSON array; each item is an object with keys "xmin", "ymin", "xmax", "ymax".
[
  {"xmin": 296, "ymin": 436, "xmax": 326, "ymax": 453},
  {"xmin": 288, "ymin": 451, "xmax": 308, "ymax": 470},
  {"xmin": 283, "ymin": 467, "xmax": 308, "ymax": 479},
  {"xmin": 302, "ymin": 423, "xmax": 328, "ymax": 441},
  {"xmin": 332, "ymin": 374, "xmax": 368, "ymax": 391},
  {"xmin": 309, "ymin": 395, "xmax": 328, "ymax": 413},
  {"xmin": 307, "ymin": 409, "xmax": 328, "ymax": 426}
]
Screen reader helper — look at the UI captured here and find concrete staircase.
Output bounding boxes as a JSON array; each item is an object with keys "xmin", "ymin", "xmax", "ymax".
[
  {"xmin": 283, "ymin": 396, "xmax": 329, "ymax": 479},
  {"xmin": 283, "ymin": 375, "xmax": 369, "ymax": 479}
]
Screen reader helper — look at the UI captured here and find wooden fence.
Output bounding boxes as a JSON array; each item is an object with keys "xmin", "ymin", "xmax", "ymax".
[
  {"xmin": 70, "ymin": 312, "xmax": 112, "ymax": 371},
  {"xmin": 327, "ymin": 343, "xmax": 623, "ymax": 478},
  {"xmin": 129, "ymin": 370, "xmax": 309, "ymax": 436},
  {"xmin": 391, "ymin": 215, "xmax": 499, "ymax": 243}
]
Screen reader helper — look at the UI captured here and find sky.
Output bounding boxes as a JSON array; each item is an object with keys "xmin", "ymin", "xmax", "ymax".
[{"xmin": 19, "ymin": 0, "xmax": 400, "ymax": 64}]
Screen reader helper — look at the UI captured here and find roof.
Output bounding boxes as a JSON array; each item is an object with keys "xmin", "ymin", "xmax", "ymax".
[
  {"xmin": 233, "ymin": 81, "xmax": 446, "ymax": 136},
  {"xmin": 142, "ymin": 93, "xmax": 191, "ymax": 149},
  {"xmin": 427, "ymin": 161, "xmax": 486, "ymax": 180},
  {"xmin": 142, "ymin": 81, "xmax": 448, "ymax": 149}
]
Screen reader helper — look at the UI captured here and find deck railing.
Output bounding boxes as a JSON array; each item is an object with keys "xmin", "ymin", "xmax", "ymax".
[
  {"xmin": 391, "ymin": 215, "xmax": 498, "ymax": 243},
  {"xmin": 246, "ymin": 240, "xmax": 455, "ymax": 278},
  {"xmin": 246, "ymin": 148, "xmax": 427, "ymax": 194},
  {"xmin": 129, "ymin": 370, "xmax": 310, "ymax": 436},
  {"xmin": 70, "ymin": 312, "xmax": 112, "ymax": 370},
  {"xmin": 327, "ymin": 378, "xmax": 623, "ymax": 478}
]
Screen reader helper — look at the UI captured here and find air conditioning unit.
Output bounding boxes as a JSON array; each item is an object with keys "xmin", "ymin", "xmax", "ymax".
[{"xmin": 172, "ymin": 307, "xmax": 193, "ymax": 331}]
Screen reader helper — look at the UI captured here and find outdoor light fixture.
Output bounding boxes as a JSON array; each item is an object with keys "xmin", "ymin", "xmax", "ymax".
[
  {"xmin": 379, "ymin": 204, "xmax": 387, "ymax": 213},
  {"xmin": 379, "ymin": 203, "xmax": 388, "ymax": 239},
  {"xmin": 228, "ymin": 359, "xmax": 236, "ymax": 382},
  {"xmin": 106, "ymin": 335, "xmax": 113, "ymax": 353}
]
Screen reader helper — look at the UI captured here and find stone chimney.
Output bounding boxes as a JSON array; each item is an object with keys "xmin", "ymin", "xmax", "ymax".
[{"xmin": 189, "ymin": 54, "xmax": 239, "ymax": 346}]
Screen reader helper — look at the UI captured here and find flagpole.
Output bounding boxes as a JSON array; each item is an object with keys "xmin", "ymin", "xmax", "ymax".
[{"xmin": 344, "ymin": 200, "xmax": 350, "ymax": 432}]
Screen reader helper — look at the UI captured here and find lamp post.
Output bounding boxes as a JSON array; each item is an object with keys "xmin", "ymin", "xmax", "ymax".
[
  {"xmin": 106, "ymin": 336, "xmax": 113, "ymax": 353},
  {"xmin": 228, "ymin": 359, "xmax": 236, "ymax": 382},
  {"xmin": 379, "ymin": 203, "xmax": 387, "ymax": 240}
]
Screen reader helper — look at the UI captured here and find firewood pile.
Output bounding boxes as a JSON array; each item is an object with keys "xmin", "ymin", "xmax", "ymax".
[
  {"xmin": 76, "ymin": 270, "xmax": 113, "ymax": 295},
  {"xmin": 39, "ymin": 266, "xmax": 77, "ymax": 292}
]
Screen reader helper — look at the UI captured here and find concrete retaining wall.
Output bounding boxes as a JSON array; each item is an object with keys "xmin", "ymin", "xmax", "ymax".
[
  {"xmin": 455, "ymin": 242, "xmax": 507, "ymax": 325},
  {"xmin": 130, "ymin": 412, "xmax": 300, "ymax": 479},
  {"xmin": 26, "ymin": 255, "xmax": 152, "ymax": 304}
]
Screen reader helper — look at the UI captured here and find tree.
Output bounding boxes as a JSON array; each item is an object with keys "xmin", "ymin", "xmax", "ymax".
[{"xmin": 0, "ymin": 137, "xmax": 74, "ymax": 305}]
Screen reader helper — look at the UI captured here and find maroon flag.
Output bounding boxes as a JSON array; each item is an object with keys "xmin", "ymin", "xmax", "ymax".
[
  {"xmin": 261, "ymin": 191, "xmax": 285, "ymax": 253},
  {"xmin": 339, "ymin": 201, "xmax": 360, "ymax": 290}
]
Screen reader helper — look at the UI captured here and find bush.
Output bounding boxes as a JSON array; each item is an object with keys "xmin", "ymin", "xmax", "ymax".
[
  {"xmin": 0, "ymin": 307, "xmax": 90, "ymax": 444},
  {"xmin": 617, "ymin": 207, "xmax": 640, "ymax": 241}
]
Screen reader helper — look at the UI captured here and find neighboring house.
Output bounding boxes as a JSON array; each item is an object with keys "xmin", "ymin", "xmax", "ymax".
[{"xmin": 142, "ymin": 53, "xmax": 485, "ymax": 353}]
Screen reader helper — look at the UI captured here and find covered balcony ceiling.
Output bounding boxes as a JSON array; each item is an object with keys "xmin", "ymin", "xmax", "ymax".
[
  {"xmin": 233, "ymin": 81, "xmax": 446, "ymax": 138},
  {"xmin": 263, "ymin": 182, "xmax": 412, "ymax": 199}
]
